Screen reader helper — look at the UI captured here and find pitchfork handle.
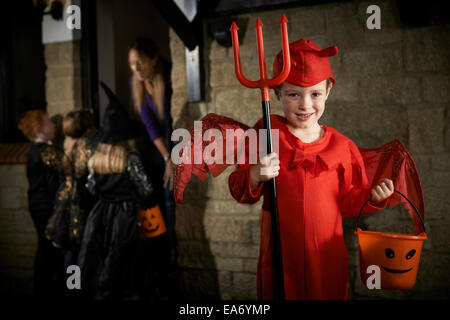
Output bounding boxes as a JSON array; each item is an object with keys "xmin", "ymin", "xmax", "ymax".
[{"xmin": 262, "ymin": 100, "xmax": 285, "ymax": 300}]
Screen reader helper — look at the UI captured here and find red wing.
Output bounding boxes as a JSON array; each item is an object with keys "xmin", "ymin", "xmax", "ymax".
[
  {"xmin": 174, "ymin": 113, "xmax": 251, "ymax": 203},
  {"xmin": 358, "ymin": 140, "xmax": 425, "ymax": 234}
]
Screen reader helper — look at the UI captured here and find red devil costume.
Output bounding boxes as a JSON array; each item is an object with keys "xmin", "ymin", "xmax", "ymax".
[{"xmin": 174, "ymin": 39, "xmax": 425, "ymax": 300}]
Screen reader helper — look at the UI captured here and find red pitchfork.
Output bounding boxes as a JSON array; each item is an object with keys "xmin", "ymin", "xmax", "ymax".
[{"xmin": 230, "ymin": 14, "xmax": 291, "ymax": 300}]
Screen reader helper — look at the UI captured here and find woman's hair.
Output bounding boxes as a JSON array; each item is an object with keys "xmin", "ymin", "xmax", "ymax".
[
  {"xmin": 17, "ymin": 109, "xmax": 46, "ymax": 141},
  {"xmin": 128, "ymin": 37, "xmax": 165, "ymax": 121},
  {"xmin": 88, "ymin": 140, "xmax": 135, "ymax": 174},
  {"xmin": 63, "ymin": 109, "xmax": 95, "ymax": 138}
]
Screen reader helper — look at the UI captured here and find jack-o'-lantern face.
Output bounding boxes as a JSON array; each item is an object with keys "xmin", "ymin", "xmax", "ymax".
[
  {"xmin": 357, "ymin": 229, "xmax": 426, "ymax": 290},
  {"xmin": 138, "ymin": 205, "xmax": 167, "ymax": 238},
  {"xmin": 142, "ymin": 212, "xmax": 159, "ymax": 233},
  {"xmin": 381, "ymin": 248, "xmax": 416, "ymax": 274}
]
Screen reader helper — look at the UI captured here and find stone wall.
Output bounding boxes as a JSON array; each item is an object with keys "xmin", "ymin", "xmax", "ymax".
[
  {"xmin": 0, "ymin": 39, "xmax": 82, "ymax": 297},
  {"xmin": 171, "ymin": 0, "xmax": 450, "ymax": 299},
  {"xmin": 0, "ymin": 165, "xmax": 34, "ymax": 297},
  {"xmin": 44, "ymin": 40, "xmax": 83, "ymax": 116}
]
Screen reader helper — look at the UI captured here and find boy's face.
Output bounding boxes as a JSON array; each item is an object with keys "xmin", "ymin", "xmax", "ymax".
[
  {"xmin": 36, "ymin": 113, "xmax": 55, "ymax": 141},
  {"xmin": 278, "ymin": 80, "xmax": 330, "ymax": 130}
]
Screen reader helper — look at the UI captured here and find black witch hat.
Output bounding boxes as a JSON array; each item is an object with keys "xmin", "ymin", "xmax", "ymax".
[{"xmin": 97, "ymin": 81, "xmax": 135, "ymax": 144}]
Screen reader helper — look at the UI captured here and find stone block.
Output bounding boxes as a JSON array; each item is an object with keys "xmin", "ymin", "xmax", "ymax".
[
  {"xmin": 0, "ymin": 209, "xmax": 13, "ymax": 233},
  {"xmin": 0, "ymin": 187, "xmax": 24, "ymax": 210},
  {"xmin": 403, "ymin": 27, "xmax": 450, "ymax": 73},
  {"xmin": 175, "ymin": 204, "xmax": 209, "ymax": 241},
  {"xmin": 431, "ymin": 154, "xmax": 450, "ymax": 171},
  {"xmin": 209, "ymin": 40, "xmax": 232, "ymax": 63},
  {"xmin": 0, "ymin": 231, "xmax": 37, "ymax": 247},
  {"xmin": 215, "ymin": 257, "xmax": 244, "ymax": 272},
  {"xmin": 203, "ymin": 215, "xmax": 257, "ymax": 243},
  {"xmin": 73, "ymin": 77, "xmax": 83, "ymax": 102},
  {"xmin": 46, "ymin": 102, "xmax": 76, "ymax": 117},
  {"xmin": 331, "ymin": 103, "xmax": 408, "ymax": 148},
  {"xmin": 364, "ymin": 28, "xmax": 403, "ymax": 46},
  {"xmin": 178, "ymin": 251, "xmax": 217, "ymax": 270},
  {"xmin": 243, "ymin": 258, "xmax": 258, "ymax": 273},
  {"xmin": 204, "ymin": 200, "xmax": 253, "ymax": 215},
  {"xmin": 212, "ymin": 87, "xmax": 263, "ymax": 127},
  {"xmin": 327, "ymin": 76, "xmax": 361, "ymax": 103},
  {"xmin": 359, "ymin": 76, "xmax": 422, "ymax": 105},
  {"xmin": 325, "ymin": 2, "xmax": 358, "ymax": 24},
  {"xmin": 177, "ymin": 174, "xmax": 210, "ymax": 204},
  {"xmin": 171, "ymin": 63, "xmax": 187, "ymax": 90},
  {"xmin": 0, "ymin": 165, "xmax": 27, "ymax": 187},
  {"xmin": 408, "ymin": 107, "xmax": 445, "ymax": 153},
  {"xmin": 209, "ymin": 241, "xmax": 259, "ymax": 258},
  {"xmin": 12, "ymin": 210, "xmax": 35, "ymax": 233},
  {"xmin": 59, "ymin": 40, "xmax": 80, "ymax": 65},
  {"xmin": 341, "ymin": 46, "xmax": 403, "ymax": 76},
  {"xmin": 231, "ymin": 272, "xmax": 257, "ymax": 299},
  {"xmin": 412, "ymin": 155, "xmax": 431, "ymax": 177},
  {"xmin": 250, "ymin": 217, "xmax": 261, "ymax": 245},
  {"xmin": 446, "ymin": 110, "xmax": 450, "ymax": 152},
  {"xmin": 169, "ymin": 28, "xmax": 186, "ymax": 59},
  {"xmin": 423, "ymin": 75, "xmax": 450, "ymax": 103},
  {"xmin": 46, "ymin": 65, "xmax": 81, "ymax": 78},
  {"xmin": 327, "ymin": 17, "xmax": 366, "ymax": 50},
  {"xmin": 289, "ymin": 6, "xmax": 326, "ymax": 38},
  {"xmin": 45, "ymin": 78, "xmax": 59, "ymax": 105},
  {"xmin": 205, "ymin": 170, "xmax": 237, "ymax": 201},
  {"xmin": 422, "ymin": 188, "xmax": 445, "ymax": 220},
  {"xmin": 210, "ymin": 61, "xmax": 240, "ymax": 88},
  {"xmin": 44, "ymin": 43, "xmax": 60, "ymax": 66},
  {"xmin": 171, "ymin": 91, "xmax": 188, "ymax": 122},
  {"xmin": 218, "ymin": 270, "xmax": 232, "ymax": 299},
  {"xmin": 180, "ymin": 268, "xmax": 221, "ymax": 299}
]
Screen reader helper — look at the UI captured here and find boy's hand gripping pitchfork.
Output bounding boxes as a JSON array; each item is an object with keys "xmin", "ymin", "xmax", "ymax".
[{"xmin": 230, "ymin": 15, "xmax": 291, "ymax": 300}]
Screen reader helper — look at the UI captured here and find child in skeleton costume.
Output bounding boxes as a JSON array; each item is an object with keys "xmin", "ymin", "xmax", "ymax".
[
  {"xmin": 45, "ymin": 110, "xmax": 97, "ymax": 271},
  {"xmin": 174, "ymin": 39, "xmax": 425, "ymax": 300},
  {"xmin": 77, "ymin": 83, "xmax": 156, "ymax": 299}
]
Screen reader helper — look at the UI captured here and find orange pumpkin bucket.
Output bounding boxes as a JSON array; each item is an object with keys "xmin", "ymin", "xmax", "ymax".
[
  {"xmin": 355, "ymin": 190, "xmax": 427, "ymax": 290},
  {"xmin": 138, "ymin": 205, "xmax": 167, "ymax": 238}
]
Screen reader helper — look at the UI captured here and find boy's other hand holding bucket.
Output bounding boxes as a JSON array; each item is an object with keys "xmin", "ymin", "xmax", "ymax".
[{"xmin": 370, "ymin": 178, "xmax": 394, "ymax": 203}]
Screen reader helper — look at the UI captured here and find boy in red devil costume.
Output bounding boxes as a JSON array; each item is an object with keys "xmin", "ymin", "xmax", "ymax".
[
  {"xmin": 174, "ymin": 38, "xmax": 425, "ymax": 300},
  {"xmin": 229, "ymin": 39, "xmax": 394, "ymax": 299}
]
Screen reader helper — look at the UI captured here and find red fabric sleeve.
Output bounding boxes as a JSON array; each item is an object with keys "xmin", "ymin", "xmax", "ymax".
[
  {"xmin": 340, "ymin": 141, "xmax": 388, "ymax": 218},
  {"xmin": 228, "ymin": 164, "xmax": 265, "ymax": 204}
]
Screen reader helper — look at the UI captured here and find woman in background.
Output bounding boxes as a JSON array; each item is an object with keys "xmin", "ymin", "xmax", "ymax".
[{"xmin": 128, "ymin": 37, "xmax": 179, "ymax": 298}]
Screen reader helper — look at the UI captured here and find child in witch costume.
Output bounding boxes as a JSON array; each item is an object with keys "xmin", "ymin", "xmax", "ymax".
[
  {"xmin": 17, "ymin": 110, "xmax": 65, "ymax": 297},
  {"xmin": 77, "ymin": 83, "xmax": 156, "ymax": 299},
  {"xmin": 45, "ymin": 110, "xmax": 97, "ymax": 272},
  {"xmin": 174, "ymin": 39, "xmax": 425, "ymax": 299}
]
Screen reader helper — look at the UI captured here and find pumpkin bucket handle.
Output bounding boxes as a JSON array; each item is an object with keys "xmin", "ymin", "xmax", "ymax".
[{"xmin": 355, "ymin": 190, "xmax": 426, "ymax": 233}]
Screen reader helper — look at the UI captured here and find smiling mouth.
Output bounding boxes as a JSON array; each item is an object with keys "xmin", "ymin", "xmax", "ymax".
[
  {"xmin": 144, "ymin": 225, "xmax": 159, "ymax": 233},
  {"xmin": 295, "ymin": 112, "xmax": 314, "ymax": 120},
  {"xmin": 381, "ymin": 266, "xmax": 413, "ymax": 274}
]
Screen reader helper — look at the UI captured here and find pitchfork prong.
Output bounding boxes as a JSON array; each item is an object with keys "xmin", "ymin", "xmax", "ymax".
[
  {"xmin": 230, "ymin": 15, "xmax": 291, "ymax": 101},
  {"xmin": 230, "ymin": 22, "xmax": 260, "ymax": 89},
  {"xmin": 266, "ymin": 14, "xmax": 291, "ymax": 88}
]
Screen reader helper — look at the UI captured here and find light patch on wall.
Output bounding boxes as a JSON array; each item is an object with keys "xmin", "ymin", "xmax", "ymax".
[{"xmin": 42, "ymin": 0, "xmax": 81, "ymax": 44}]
